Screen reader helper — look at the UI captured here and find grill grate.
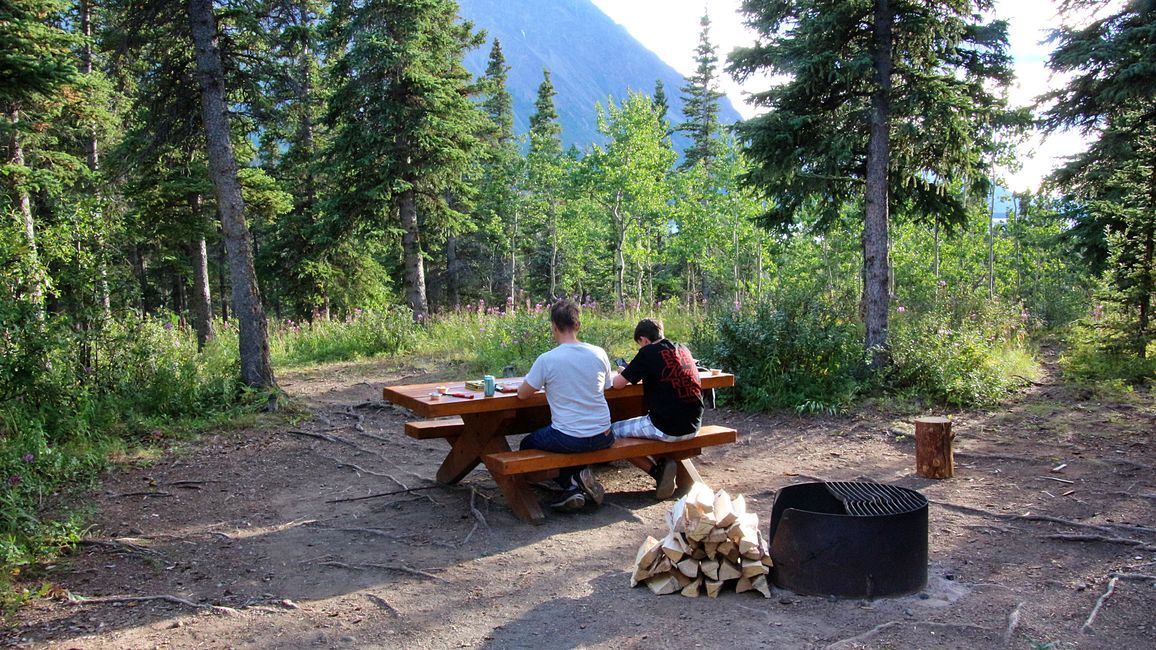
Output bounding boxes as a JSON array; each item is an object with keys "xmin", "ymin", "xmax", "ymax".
[{"xmin": 824, "ymin": 481, "xmax": 928, "ymax": 516}]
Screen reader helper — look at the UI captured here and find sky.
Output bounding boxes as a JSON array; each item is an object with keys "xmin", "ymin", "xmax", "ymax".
[{"xmin": 589, "ymin": 0, "xmax": 1119, "ymax": 192}]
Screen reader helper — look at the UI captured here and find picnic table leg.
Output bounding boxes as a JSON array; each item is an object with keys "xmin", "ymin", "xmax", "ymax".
[
  {"xmin": 436, "ymin": 410, "xmax": 514, "ymax": 484},
  {"xmin": 489, "ymin": 474, "xmax": 546, "ymax": 525}
]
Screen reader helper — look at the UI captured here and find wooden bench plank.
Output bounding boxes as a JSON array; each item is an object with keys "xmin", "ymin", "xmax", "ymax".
[
  {"xmin": 482, "ymin": 425, "xmax": 737, "ymax": 476},
  {"xmin": 405, "ymin": 417, "xmax": 465, "ymax": 440}
]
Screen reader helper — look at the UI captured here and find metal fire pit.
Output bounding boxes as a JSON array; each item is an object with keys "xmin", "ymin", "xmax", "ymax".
[{"xmin": 767, "ymin": 481, "xmax": 928, "ymax": 598}]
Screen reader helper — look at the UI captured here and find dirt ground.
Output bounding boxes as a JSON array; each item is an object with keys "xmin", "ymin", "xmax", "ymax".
[{"xmin": 3, "ymin": 354, "xmax": 1154, "ymax": 650}]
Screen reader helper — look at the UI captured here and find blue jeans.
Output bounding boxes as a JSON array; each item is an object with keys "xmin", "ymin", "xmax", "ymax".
[{"xmin": 520, "ymin": 424, "xmax": 613, "ymax": 488}]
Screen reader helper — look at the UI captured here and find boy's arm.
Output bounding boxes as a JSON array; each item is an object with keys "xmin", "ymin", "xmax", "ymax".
[
  {"xmin": 517, "ymin": 380, "xmax": 538, "ymax": 400},
  {"xmin": 611, "ymin": 372, "xmax": 629, "ymax": 390}
]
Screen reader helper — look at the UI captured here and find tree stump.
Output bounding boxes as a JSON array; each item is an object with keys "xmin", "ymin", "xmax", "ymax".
[{"xmin": 914, "ymin": 416, "xmax": 954, "ymax": 479}]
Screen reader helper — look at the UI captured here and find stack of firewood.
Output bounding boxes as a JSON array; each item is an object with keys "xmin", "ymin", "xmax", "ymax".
[{"xmin": 631, "ymin": 483, "xmax": 772, "ymax": 598}]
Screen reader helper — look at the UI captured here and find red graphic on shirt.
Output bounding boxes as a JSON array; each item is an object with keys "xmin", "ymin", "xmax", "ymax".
[{"xmin": 660, "ymin": 345, "xmax": 702, "ymax": 400}]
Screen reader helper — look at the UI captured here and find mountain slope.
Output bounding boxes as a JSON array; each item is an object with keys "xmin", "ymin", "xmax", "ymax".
[{"xmin": 457, "ymin": 0, "xmax": 742, "ymax": 152}]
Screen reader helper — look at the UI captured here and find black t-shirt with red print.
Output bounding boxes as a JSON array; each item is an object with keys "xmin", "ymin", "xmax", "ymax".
[{"xmin": 620, "ymin": 338, "xmax": 704, "ymax": 437}]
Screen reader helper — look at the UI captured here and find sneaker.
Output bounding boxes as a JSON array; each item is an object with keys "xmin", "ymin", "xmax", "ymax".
[
  {"xmin": 650, "ymin": 458, "xmax": 677, "ymax": 500},
  {"xmin": 575, "ymin": 467, "xmax": 605, "ymax": 507},
  {"xmin": 549, "ymin": 487, "xmax": 586, "ymax": 512}
]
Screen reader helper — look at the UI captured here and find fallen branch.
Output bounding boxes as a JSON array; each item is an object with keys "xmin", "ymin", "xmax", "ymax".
[
  {"xmin": 67, "ymin": 593, "xmax": 237, "ymax": 615},
  {"xmin": 316, "ymin": 560, "xmax": 441, "ymax": 581},
  {"xmin": 1081, "ymin": 575, "xmax": 1118, "ymax": 634},
  {"xmin": 1011, "ymin": 374, "xmax": 1050, "ymax": 387},
  {"xmin": 1111, "ymin": 572, "xmax": 1156, "ymax": 582}
]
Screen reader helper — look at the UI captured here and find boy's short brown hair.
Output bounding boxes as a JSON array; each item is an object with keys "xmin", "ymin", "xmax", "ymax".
[
  {"xmin": 633, "ymin": 318, "xmax": 663, "ymax": 343},
  {"xmin": 551, "ymin": 299, "xmax": 581, "ymax": 332}
]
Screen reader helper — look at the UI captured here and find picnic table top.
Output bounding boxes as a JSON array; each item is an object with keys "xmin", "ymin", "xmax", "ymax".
[{"xmin": 382, "ymin": 370, "xmax": 735, "ymax": 418}]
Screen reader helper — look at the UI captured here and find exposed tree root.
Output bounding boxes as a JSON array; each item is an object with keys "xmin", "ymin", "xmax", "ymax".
[
  {"xmin": 825, "ymin": 620, "xmax": 997, "ymax": 649},
  {"xmin": 66, "ymin": 593, "xmax": 238, "ymax": 615},
  {"xmin": 931, "ymin": 500, "xmax": 1156, "ymax": 536},
  {"xmin": 315, "ymin": 560, "xmax": 441, "ymax": 581},
  {"xmin": 1047, "ymin": 533, "xmax": 1156, "ymax": 552},
  {"xmin": 365, "ymin": 593, "xmax": 401, "ymax": 617},
  {"xmin": 80, "ymin": 538, "xmax": 168, "ymax": 560}
]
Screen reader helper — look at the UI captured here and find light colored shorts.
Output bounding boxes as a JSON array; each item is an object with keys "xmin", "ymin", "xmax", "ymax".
[{"xmin": 611, "ymin": 415, "xmax": 692, "ymax": 441}]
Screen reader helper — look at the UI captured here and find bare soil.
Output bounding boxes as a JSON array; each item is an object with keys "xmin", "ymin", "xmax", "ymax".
[{"xmin": 3, "ymin": 355, "xmax": 1154, "ymax": 649}]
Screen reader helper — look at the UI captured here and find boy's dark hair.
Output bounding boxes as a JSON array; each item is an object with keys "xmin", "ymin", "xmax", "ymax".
[
  {"xmin": 551, "ymin": 299, "xmax": 581, "ymax": 332},
  {"xmin": 633, "ymin": 317, "xmax": 663, "ymax": 343}
]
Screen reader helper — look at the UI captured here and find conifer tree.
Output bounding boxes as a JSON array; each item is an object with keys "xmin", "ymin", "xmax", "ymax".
[
  {"xmin": 323, "ymin": 0, "xmax": 485, "ymax": 321},
  {"xmin": 729, "ymin": 0, "xmax": 1022, "ymax": 368},
  {"xmin": 526, "ymin": 68, "xmax": 567, "ymax": 298},
  {"xmin": 1042, "ymin": 0, "xmax": 1156, "ymax": 357},
  {"xmin": 679, "ymin": 13, "xmax": 724, "ymax": 170},
  {"xmin": 476, "ymin": 38, "xmax": 522, "ymax": 302}
]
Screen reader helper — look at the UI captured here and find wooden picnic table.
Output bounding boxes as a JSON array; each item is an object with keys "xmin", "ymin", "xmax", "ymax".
[{"xmin": 381, "ymin": 371, "xmax": 736, "ymax": 509}]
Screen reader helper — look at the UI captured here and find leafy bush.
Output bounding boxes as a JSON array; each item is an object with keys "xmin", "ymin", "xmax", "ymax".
[
  {"xmin": 691, "ymin": 295, "xmax": 863, "ymax": 413},
  {"xmin": 886, "ymin": 301, "xmax": 1037, "ymax": 406}
]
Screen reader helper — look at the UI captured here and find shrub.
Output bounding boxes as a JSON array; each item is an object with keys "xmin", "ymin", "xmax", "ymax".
[
  {"xmin": 1060, "ymin": 316, "xmax": 1156, "ymax": 385},
  {"xmin": 691, "ymin": 294, "xmax": 863, "ymax": 413},
  {"xmin": 886, "ymin": 301, "xmax": 1037, "ymax": 407}
]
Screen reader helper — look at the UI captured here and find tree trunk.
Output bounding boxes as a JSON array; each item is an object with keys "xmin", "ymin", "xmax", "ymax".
[
  {"xmin": 446, "ymin": 234, "xmax": 460, "ymax": 307},
  {"xmin": 397, "ymin": 187, "xmax": 428, "ymax": 320},
  {"xmin": 187, "ymin": 0, "xmax": 275, "ymax": 391},
  {"xmin": 612, "ymin": 191, "xmax": 626, "ymax": 310},
  {"xmin": 190, "ymin": 234, "xmax": 215, "ymax": 351},
  {"xmin": 864, "ymin": 0, "xmax": 893, "ymax": 369},
  {"xmin": 6, "ymin": 108, "xmax": 45, "ymax": 314},
  {"xmin": 1140, "ymin": 159, "xmax": 1155, "ymax": 358},
  {"xmin": 549, "ymin": 208, "xmax": 558, "ymax": 300},
  {"xmin": 217, "ymin": 235, "xmax": 229, "ymax": 321},
  {"xmin": 509, "ymin": 204, "xmax": 518, "ymax": 304},
  {"xmin": 80, "ymin": 0, "xmax": 112, "ymax": 318}
]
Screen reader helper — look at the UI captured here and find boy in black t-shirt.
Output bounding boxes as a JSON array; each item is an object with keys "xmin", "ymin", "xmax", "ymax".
[{"xmin": 610, "ymin": 318, "xmax": 705, "ymax": 499}]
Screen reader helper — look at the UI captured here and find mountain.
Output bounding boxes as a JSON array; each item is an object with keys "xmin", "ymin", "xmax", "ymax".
[{"xmin": 456, "ymin": 0, "xmax": 742, "ymax": 153}]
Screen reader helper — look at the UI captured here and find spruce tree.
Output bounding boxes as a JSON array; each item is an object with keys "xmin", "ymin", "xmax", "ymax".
[
  {"xmin": 1041, "ymin": 1, "xmax": 1156, "ymax": 357},
  {"xmin": 728, "ymin": 0, "xmax": 1022, "ymax": 368},
  {"xmin": 476, "ymin": 38, "xmax": 522, "ymax": 302},
  {"xmin": 323, "ymin": 0, "xmax": 485, "ymax": 321},
  {"xmin": 526, "ymin": 68, "xmax": 567, "ymax": 298},
  {"xmin": 679, "ymin": 13, "xmax": 724, "ymax": 170}
]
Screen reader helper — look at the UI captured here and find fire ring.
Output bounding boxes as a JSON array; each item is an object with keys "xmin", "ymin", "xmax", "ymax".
[{"xmin": 767, "ymin": 481, "xmax": 929, "ymax": 599}]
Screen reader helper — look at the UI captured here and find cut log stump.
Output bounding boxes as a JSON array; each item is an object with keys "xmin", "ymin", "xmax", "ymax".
[{"xmin": 915, "ymin": 416, "xmax": 954, "ymax": 479}]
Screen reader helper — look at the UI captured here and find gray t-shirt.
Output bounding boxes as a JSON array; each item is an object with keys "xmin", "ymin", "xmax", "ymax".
[{"xmin": 524, "ymin": 342, "xmax": 613, "ymax": 438}]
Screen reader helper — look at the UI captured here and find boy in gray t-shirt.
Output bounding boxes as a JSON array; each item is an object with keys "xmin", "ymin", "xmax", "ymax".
[{"xmin": 517, "ymin": 300, "xmax": 613, "ymax": 512}]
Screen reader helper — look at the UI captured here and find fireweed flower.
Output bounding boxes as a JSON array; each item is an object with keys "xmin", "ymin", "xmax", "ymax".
[
  {"xmin": 896, "ymin": 306, "xmax": 907, "ymax": 314},
  {"xmin": 22, "ymin": 453, "xmax": 34, "ymax": 463},
  {"xmin": 8, "ymin": 475, "xmax": 20, "ymax": 487}
]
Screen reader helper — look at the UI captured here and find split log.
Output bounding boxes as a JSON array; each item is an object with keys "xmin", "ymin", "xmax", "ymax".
[
  {"xmin": 705, "ymin": 578, "xmax": 723, "ymax": 598},
  {"xmin": 631, "ymin": 536, "xmax": 663, "ymax": 587},
  {"xmin": 681, "ymin": 576, "xmax": 703, "ymax": 598},
  {"xmin": 700, "ymin": 558, "xmax": 720, "ymax": 581},
  {"xmin": 915, "ymin": 416, "xmax": 954, "ymax": 479},
  {"xmin": 714, "ymin": 490, "xmax": 737, "ymax": 527},
  {"xmin": 646, "ymin": 573, "xmax": 681, "ymax": 595},
  {"xmin": 685, "ymin": 482, "xmax": 715, "ymax": 518},
  {"xmin": 718, "ymin": 559, "xmax": 742, "ymax": 582},
  {"xmin": 661, "ymin": 532, "xmax": 687, "ymax": 563},
  {"xmin": 742, "ymin": 558, "xmax": 769, "ymax": 577},
  {"xmin": 676, "ymin": 558, "xmax": 700, "ymax": 578},
  {"xmin": 751, "ymin": 574, "xmax": 771, "ymax": 598},
  {"xmin": 735, "ymin": 575, "xmax": 754, "ymax": 593}
]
